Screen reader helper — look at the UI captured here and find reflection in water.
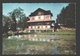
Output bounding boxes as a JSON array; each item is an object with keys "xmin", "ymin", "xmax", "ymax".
[
  {"xmin": 8, "ymin": 33, "xmax": 55, "ymax": 41},
  {"xmin": 35, "ymin": 47, "xmax": 38, "ymax": 51},
  {"xmin": 39, "ymin": 38, "xmax": 42, "ymax": 41},
  {"xmin": 6, "ymin": 34, "xmax": 61, "ymax": 54},
  {"xmin": 3, "ymin": 34, "xmax": 75, "ymax": 54},
  {"xmin": 7, "ymin": 34, "xmax": 60, "ymax": 42},
  {"xmin": 26, "ymin": 49, "xmax": 30, "ymax": 54},
  {"xmin": 3, "ymin": 44, "xmax": 6, "ymax": 49},
  {"xmin": 32, "ymin": 38, "xmax": 35, "ymax": 41},
  {"xmin": 52, "ymin": 46, "xmax": 61, "ymax": 54},
  {"xmin": 3, "ymin": 42, "xmax": 6, "ymax": 50},
  {"xmin": 34, "ymin": 34, "xmax": 37, "ymax": 37},
  {"xmin": 16, "ymin": 45, "xmax": 20, "ymax": 52},
  {"xmin": 21, "ymin": 42, "xmax": 24, "ymax": 47},
  {"xmin": 7, "ymin": 35, "xmax": 23, "ymax": 39},
  {"xmin": 46, "ymin": 39, "xmax": 49, "ymax": 42},
  {"xmin": 27, "ymin": 34, "xmax": 55, "ymax": 42}
]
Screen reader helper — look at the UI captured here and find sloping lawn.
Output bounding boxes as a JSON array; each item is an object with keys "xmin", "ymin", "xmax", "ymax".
[{"xmin": 38, "ymin": 29, "xmax": 76, "ymax": 35}]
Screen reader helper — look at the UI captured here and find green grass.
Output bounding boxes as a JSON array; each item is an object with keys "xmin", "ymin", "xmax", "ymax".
[
  {"xmin": 37, "ymin": 29, "xmax": 76, "ymax": 35},
  {"xmin": 3, "ymin": 38, "xmax": 48, "ymax": 54},
  {"xmin": 61, "ymin": 35, "xmax": 76, "ymax": 41},
  {"xmin": 3, "ymin": 38, "xmax": 47, "ymax": 47}
]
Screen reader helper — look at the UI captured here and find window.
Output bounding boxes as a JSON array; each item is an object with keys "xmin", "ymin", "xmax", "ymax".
[
  {"xmin": 32, "ymin": 26, "xmax": 34, "ymax": 29},
  {"xmin": 47, "ymin": 25, "xmax": 50, "ymax": 28},
  {"xmin": 32, "ymin": 17, "xmax": 34, "ymax": 20},
  {"xmin": 43, "ymin": 26, "xmax": 45, "ymax": 28},
  {"xmin": 29, "ymin": 26, "xmax": 31, "ymax": 29},
  {"xmin": 40, "ymin": 26, "xmax": 42, "ymax": 29},
  {"xmin": 50, "ymin": 16, "xmax": 52, "ymax": 19},
  {"xmin": 38, "ymin": 16, "xmax": 41, "ymax": 19},
  {"xmin": 38, "ymin": 12, "xmax": 42, "ymax": 15},
  {"xmin": 31, "ymin": 26, "xmax": 32, "ymax": 29},
  {"xmin": 45, "ymin": 15, "xmax": 50, "ymax": 19},
  {"xmin": 46, "ymin": 16, "xmax": 49, "ymax": 18},
  {"xmin": 38, "ymin": 26, "xmax": 40, "ymax": 29},
  {"xmin": 46, "ymin": 26, "xmax": 47, "ymax": 28}
]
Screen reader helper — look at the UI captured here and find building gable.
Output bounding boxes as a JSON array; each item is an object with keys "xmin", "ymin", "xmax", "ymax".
[{"xmin": 29, "ymin": 8, "xmax": 53, "ymax": 17}]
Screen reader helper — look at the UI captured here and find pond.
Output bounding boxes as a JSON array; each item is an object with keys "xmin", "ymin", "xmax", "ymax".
[{"xmin": 2, "ymin": 34, "xmax": 76, "ymax": 55}]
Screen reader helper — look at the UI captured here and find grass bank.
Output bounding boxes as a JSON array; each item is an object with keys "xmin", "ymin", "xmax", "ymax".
[
  {"xmin": 37, "ymin": 29, "xmax": 76, "ymax": 35},
  {"xmin": 2, "ymin": 29, "xmax": 76, "ymax": 37}
]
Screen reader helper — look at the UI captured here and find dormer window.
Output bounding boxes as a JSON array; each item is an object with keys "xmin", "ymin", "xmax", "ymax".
[
  {"xmin": 38, "ymin": 12, "xmax": 42, "ymax": 15},
  {"xmin": 38, "ymin": 16, "xmax": 41, "ymax": 19},
  {"xmin": 38, "ymin": 12, "xmax": 44, "ymax": 15}
]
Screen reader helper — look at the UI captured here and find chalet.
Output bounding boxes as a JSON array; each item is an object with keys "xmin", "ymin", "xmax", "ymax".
[{"xmin": 27, "ymin": 8, "xmax": 55, "ymax": 32}]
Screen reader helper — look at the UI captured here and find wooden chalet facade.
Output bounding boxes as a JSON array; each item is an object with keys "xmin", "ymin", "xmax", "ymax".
[{"xmin": 27, "ymin": 8, "xmax": 55, "ymax": 32}]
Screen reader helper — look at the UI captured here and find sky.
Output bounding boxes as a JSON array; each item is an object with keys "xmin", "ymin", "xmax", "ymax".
[{"xmin": 2, "ymin": 3, "xmax": 69, "ymax": 21}]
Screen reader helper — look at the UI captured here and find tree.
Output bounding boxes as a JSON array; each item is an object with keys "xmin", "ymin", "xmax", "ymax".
[
  {"xmin": 2, "ymin": 15, "xmax": 12, "ymax": 35},
  {"xmin": 8, "ymin": 7, "xmax": 26, "ymax": 31},
  {"xmin": 17, "ymin": 17, "xmax": 30, "ymax": 30},
  {"xmin": 8, "ymin": 7, "xmax": 30, "ymax": 31},
  {"xmin": 54, "ymin": 23, "xmax": 60, "ymax": 32},
  {"xmin": 56, "ymin": 3, "xmax": 76, "ymax": 28}
]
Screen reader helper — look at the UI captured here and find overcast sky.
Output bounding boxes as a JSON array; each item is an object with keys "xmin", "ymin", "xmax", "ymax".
[{"xmin": 2, "ymin": 3, "xmax": 69, "ymax": 21}]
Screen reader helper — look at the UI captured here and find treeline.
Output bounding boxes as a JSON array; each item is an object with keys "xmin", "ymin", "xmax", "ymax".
[
  {"xmin": 56, "ymin": 3, "xmax": 76, "ymax": 28},
  {"xmin": 2, "ymin": 7, "xmax": 29, "ymax": 35}
]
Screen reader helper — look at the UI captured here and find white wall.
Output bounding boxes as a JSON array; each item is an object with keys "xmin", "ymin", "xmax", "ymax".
[
  {"xmin": 44, "ymin": 15, "xmax": 52, "ymax": 19},
  {"xmin": 30, "ymin": 14, "xmax": 52, "ymax": 21},
  {"xmin": 47, "ymin": 25, "xmax": 50, "ymax": 29},
  {"xmin": 30, "ymin": 15, "xmax": 44, "ymax": 20},
  {"xmin": 35, "ymin": 15, "xmax": 44, "ymax": 20},
  {"xmin": 29, "ymin": 25, "xmax": 50, "ymax": 30}
]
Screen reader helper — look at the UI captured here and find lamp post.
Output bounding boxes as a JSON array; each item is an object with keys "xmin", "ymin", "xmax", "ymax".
[{"xmin": 16, "ymin": 27, "xmax": 21, "ymax": 53}]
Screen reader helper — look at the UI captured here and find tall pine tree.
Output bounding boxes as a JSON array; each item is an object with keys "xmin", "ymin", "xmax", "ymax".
[{"xmin": 56, "ymin": 3, "xmax": 76, "ymax": 28}]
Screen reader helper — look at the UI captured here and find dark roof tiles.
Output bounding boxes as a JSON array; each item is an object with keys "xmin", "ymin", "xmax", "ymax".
[{"xmin": 29, "ymin": 8, "xmax": 53, "ymax": 16}]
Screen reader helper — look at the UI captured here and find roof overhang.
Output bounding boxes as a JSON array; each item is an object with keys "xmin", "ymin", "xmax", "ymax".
[{"xmin": 27, "ymin": 20, "xmax": 55, "ymax": 23}]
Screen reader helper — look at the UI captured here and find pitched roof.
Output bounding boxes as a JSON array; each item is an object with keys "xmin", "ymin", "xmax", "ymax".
[{"xmin": 29, "ymin": 8, "xmax": 53, "ymax": 17}]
